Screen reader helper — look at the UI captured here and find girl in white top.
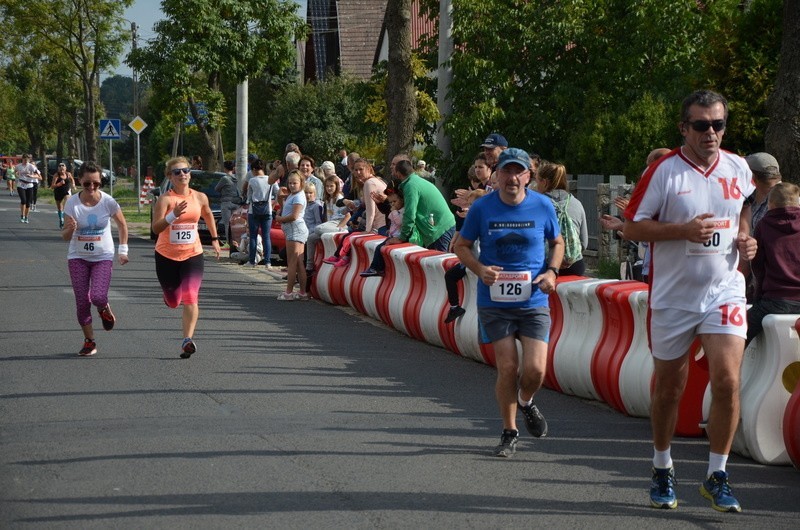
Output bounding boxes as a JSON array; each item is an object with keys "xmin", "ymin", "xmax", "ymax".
[
  {"xmin": 15, "ymin": 154, "xmax": 42, "ymax": 222},
  {"xmin": 306, "ymin": 175, "xmax": 350, "ymax": 265},
  {"xmin": 275, "ymin": 170, "xmax": 309, "ymax": 300},
  {"xmin": 62, "ymin": 161, "xmax": 129, "ymax": 356}
]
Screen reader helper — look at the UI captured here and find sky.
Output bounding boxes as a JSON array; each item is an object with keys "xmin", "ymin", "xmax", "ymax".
[
  {"xmin": 112, "ymin": 0, "xmax": 163, "ymax": 78},
  {"xmin": 113, "ymin": 0, "xmax": 308, "ymax": 77}
]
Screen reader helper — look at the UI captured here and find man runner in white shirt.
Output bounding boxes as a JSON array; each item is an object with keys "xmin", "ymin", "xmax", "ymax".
[{"xmin": 624, "ymin": 90, "xmax": 757, "ymax": 513}]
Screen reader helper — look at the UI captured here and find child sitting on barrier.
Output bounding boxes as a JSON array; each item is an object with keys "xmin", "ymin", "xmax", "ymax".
[
  {"xmin": 306, "ymin": 176, "xmax": 350, "ymax": 271},
  {"xmin": 357, "ymin": 189, "xmax": 407, "ymax": 277},
  {"xmin": 444, "ymin": 189, "xmax": 487, "ymax": 323},
  {"xmin": 746, "ymin": 182, "xmax": 800, "ymax": 344},
  {"xmin": 303, "ymin": 183, "xmax": 324, "ymax": 275}
]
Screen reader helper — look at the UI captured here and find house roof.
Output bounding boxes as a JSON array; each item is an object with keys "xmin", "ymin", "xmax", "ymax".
[{"xmin": 337, "ymin": 0, "xmax": 388, "ymax": 79}]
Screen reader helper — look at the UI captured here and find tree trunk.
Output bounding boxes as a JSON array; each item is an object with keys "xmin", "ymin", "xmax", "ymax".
[
  {"xmin": 84, "ymin": 74, "xmax": 98, "ymax": 163},
  {"xmin": 385, "ymin": 0, "xmax": 417, "ymax": 164},
  {"xmin": 190, "ymin": 71, "xmax": 221, "ymax": 172},
  {"xmin": 765, "ymin": 0, "xmax": 800, "ymax": 185}
]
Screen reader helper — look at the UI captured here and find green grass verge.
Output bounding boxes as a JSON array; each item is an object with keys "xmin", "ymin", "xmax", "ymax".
[{"xmin": 596, "ymin": 258, "xmax": 621, "ymax": 279}]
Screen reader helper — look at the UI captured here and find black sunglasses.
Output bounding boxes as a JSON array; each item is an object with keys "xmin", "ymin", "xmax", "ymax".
[
  {"xmin": 82, "ymin": 181, "xmax": 101, "ymax": 188},
  {"xmin": 686, "ymin": 119, "xmax": 726, "ymax": 132},
  {"xmin": 171, "ymin": 167, "xmax": 191, "ymax": 176}
]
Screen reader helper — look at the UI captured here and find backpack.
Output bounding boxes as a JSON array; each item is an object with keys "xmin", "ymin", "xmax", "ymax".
[{"xmin": 549, "ymin": 193, "xmax": 582, "ymax": 267}]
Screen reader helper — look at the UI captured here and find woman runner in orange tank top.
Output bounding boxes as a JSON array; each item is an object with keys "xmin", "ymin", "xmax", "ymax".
[{"xmin": 152, "ymin": 156, "xmax": 220, "ymax": 358}]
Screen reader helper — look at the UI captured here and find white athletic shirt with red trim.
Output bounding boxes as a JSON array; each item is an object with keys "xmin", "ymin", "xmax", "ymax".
[{"xmin": 624, "ymin": 147, "xmax": 754, "ymax": 312}]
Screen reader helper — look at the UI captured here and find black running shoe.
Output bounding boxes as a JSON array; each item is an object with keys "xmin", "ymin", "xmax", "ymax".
[
  {"xmin": 518, "ymin": 401, "xmax": 548, "ymax": 437},
  {"xmin": 495, "ymin": 429, "xmax": 519, "ymax": 457},
  {"xmin": 79, "ymin": 339, "xmax": 97, "ymax": 356},
  {"xmin": 180, "ymin": 338, "xmax": 196, "ymax": 359},
  {"xmin": 99, "ymin": 304, "xmax": 115, "ymax": 331},
  {"xmin": 444, "ymin": 306, "xmax": 466, "ymax": 324}
]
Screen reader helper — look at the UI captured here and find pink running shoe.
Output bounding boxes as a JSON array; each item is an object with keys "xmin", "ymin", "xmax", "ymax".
[
  {"xmin": 322, "ymin": 256, "xmax": 339, "ymax": 265},
  {"xmin": 333, "ymin": 257, "xmax": 350, "ymax": 268}
]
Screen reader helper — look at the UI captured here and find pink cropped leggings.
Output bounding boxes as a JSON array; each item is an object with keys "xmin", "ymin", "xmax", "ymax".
[{"xmin": 68, "ymin": 258, "xmax": 113, "ymax": 326}]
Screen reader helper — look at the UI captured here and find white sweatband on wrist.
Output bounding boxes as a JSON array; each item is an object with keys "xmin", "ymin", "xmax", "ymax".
[
  {"xmin": 165, "ymin": 211, "xmax": 177, "ymax": 224},
  {"xmin": 118, "ymin": 244, "xmax": 129, "ymax": 255}
]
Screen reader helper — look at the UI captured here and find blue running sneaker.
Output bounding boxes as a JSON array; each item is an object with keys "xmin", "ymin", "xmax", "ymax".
[
  {"xmin": 650, "ymin": 467, "xmax": 678, "ymax": 509},
  {"xmin": 700, "ymin": 471, "xmax": 741, "ymax": 513}
]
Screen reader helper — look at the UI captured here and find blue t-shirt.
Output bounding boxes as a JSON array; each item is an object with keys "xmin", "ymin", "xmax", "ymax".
[{"xmin": 460, "ymin": 190, "xmax": 559, "ymax": 308}]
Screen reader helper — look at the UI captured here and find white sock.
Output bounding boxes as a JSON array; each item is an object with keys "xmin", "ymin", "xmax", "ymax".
[
  {"xmin": 707, "ymin": 452, "xmax": 728, "ymax": 477},
  {"xmin": 517, "ymin": 389, "xmax": 533, "ymax": 408},
  {"xmin": 653, "ymin": 447, "xmax": 672, "ymax": 469}
]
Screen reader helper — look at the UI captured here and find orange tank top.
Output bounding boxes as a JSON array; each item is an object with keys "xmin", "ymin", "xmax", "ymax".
[{"xmin": 155, "ymin": 189, "xmax": 204, "ymax": 261}]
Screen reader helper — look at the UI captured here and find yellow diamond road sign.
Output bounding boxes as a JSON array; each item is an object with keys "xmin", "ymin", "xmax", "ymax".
[{"xmin": 129, "ymin": 116, "xmax": 148, "ymax": 135}]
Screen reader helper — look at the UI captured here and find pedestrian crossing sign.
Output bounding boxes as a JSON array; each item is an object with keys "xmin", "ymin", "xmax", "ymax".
[{"xmin": 99, "ymin": 119, "xmax": 122, "ymax": 140}]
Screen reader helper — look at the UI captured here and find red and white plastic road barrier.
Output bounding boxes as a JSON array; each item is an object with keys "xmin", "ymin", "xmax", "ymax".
[
  {"xmin": 617, "ymin": 289, "xmax": 653, "ymax": 418},
  {"xmin": 400, "ymin": 249, "xmax": 443, "ymax": 341},
  {"xmin": 592, "ymin": 281, "xmax": 650, "ymax": 415},
  {"xmin": 551, "ymin": 278, "xmax": 614, "ymax": 400},
  {"xmin": 313, "ymin": 232, "xmax": 348, "ymax": 305},
  {"xmin": 671, "ymin": 339, "xmax": 709, "ymax": 437},
  {"xmin": 705, "ymin": 314, "xmax": 800, "ymax": 464},
  {"xmin": 307, "ymin": 234, "xmax": 800, "ymax": 466},
  {"xmin": 543, "ymin": 275, "xmax": 588, "ymax": 392},
  {"xmin": 345, "ymin": 233, "xmax": 385, "ymax": 315},
  {"xmin": 420, "ymin": 255, "xmax": 462, "ymax": 352},
  {"xmin": 784, "ymin": 320, "xmax": 800, "ymax": 469}
]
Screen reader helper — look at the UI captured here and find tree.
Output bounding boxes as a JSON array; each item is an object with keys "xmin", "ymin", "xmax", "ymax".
[
  {"xmin": 701, "ymin": 0, "xmax": 783, "ymax": 156},
  {"xmin": 765, "ymin": 0, "xmax": 800, "ymax": 184},
  {"xmin": 100, "ymin": 75, "xmax": 134, "ymax": 120},
  {"xmin": 430, "ymin": 0, "xmax": 786, "ymax": 185},
  {"xmin": 127, "ymin": 0, "xmax": 306, "ymax": 171},
  {"xmin": 0, "ymin": 0, "xmax": 132, "ymax": 163},
  {"xmin": 0, "ymin": 77, "xmax": 28, "ymax": 154},
  {"xmin": 365, "ymin": 57, "xmax": 440, "ymax": 160},
  {"xmin": 384, "ymin": 0, "xmax": 417, "ymax": 163},
  {"xmin": 262, "ymin": 75, "xmax": 372, "ymax": 163}
]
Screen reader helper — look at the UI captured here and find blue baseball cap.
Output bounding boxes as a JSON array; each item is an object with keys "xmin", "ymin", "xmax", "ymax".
[
  {"xmin": 481, "ymin": 133, "xmax": 508, "ymax": 148},
  {"xmin": 496, "ymin": 148, "xmax": 531, "ymax": 170}
]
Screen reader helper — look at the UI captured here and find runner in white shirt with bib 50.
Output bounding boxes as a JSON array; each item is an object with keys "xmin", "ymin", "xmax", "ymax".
[{"xmin": 624, "ymin": 90, "xmax": 757, "ymax": 513}]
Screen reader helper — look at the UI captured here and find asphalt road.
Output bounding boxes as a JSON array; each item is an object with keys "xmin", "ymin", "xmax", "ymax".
[{"xmin": 1, "ymin": 192, "xmax": 798, "ymax": 529}]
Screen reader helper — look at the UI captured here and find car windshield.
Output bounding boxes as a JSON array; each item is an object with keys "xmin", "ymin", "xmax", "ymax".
[{"xmin": 160, "ymin": 170, "xmax": 222, "ymax": 210}]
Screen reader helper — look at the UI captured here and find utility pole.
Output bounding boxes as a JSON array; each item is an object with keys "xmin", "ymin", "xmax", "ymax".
[
  {"xmin": 131, "ymin": 22, "xmax": 139, "ymax": 117},
  {"xmin": 436, "ymin": 0, "xmax": 453, "ymax": 162},
  {"xmin": 235, "ymin": 80, "xmax": 248, "ymax": 194}
]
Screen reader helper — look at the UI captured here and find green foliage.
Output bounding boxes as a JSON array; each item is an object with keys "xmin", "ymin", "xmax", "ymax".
[
  {"xmin": 366, "ymin": 57, "xmax": 441, "ymax": 153},
  {"xmin": 699, "ymin": 0, "xmax": 783, "ymax": 155},
  {"xmin": 568, "ymin": 92, "xmax": 678, "ymax": 180},
  {"xmin": 439, "ymin": 0, "xmax": 780, "ymax": 184},
  {"xmin": 127, "ymin": 0, "xmax": 306, "ymax": 129},
  {"xmin": 263, "ymin": 75, "xmax": 374, "ymax": 164},
  {"xmin": 0, "ymin": 0, "xmax": 131, "ymax": 160},
  {"xmin": 100, "ymin": 76, "xmax": 134, "ymax": 120},
  {"xmin": 127, "ymin": 0, "xmax": 306, "ymax": 168},
  {"xmin": 596, "ymin": 258, "xmax": 622, "ymax": 280}
]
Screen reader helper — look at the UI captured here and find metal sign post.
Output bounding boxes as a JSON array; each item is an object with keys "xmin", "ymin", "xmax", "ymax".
[
  {"xmin": 108, "ymin": 140, "xmax": 113, "ymax": 195},
  {"xmin": 99, "ymin": 119, "xmax": 121, "ymax": 196},
  {"xmin": 128, "ymin": 116, "xmax": 148, "ymax": 213}
]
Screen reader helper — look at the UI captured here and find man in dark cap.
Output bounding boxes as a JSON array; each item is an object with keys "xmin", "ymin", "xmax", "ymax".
[
  {"xmin": 454, "ymin": 147, "xmax": 564, "ymax": 459},
  {"xmin": 481, "ymin": 133, "xmax": 509, "ymax": 168}
]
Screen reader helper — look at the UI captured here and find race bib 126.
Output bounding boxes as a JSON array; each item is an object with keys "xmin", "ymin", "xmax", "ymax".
[{"xmin": 490, "ymin": 271, "xmax": 532, "ymax": 302}]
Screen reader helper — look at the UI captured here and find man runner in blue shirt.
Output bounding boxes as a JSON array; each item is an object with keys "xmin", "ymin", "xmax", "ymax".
[{"xmin": 454, "ymin": 147, "xmax": 564, "ymax": 457}]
